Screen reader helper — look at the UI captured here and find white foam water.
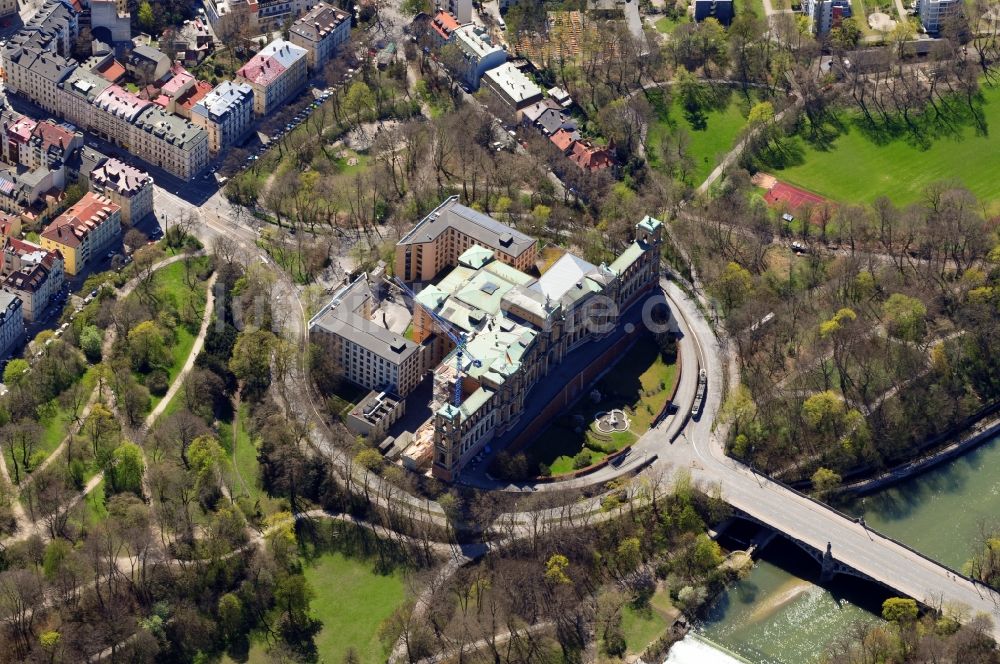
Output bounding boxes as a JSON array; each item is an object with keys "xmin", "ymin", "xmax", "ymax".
[{"xmin": 664, "ymin": 634, "xmax": 749, "ymax": 664}]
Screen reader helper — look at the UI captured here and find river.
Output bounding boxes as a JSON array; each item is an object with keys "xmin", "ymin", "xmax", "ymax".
[{"xmin": 676, "ymin": 432, "xmax": 1000, "ymax": 663}]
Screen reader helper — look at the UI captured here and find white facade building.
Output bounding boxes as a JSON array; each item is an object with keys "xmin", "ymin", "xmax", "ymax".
[
  {"xmin": 190, "ymin": 80, "xmax": 255, "ymax": 155},
  {"xmin": 236, "ymin": 39, "xmax": 309, "ymax": 116}
]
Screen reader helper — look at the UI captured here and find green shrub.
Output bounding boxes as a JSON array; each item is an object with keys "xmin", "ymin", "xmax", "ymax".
[
  {"xmin": 28, "ymin": 450, "xmax": 47, "ymax": 473},
  {"xmin": 572, "ymin": 450, "xmax": 593, "ymax": 470}
]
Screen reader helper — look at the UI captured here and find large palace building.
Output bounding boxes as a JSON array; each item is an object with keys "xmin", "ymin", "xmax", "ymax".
[{"xmin": 395, "ymin": 199, "xmax": 663, "ymax": 481}]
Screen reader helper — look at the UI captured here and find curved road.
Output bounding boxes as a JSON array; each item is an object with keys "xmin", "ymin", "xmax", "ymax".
[
  {"xmin": 660, "ymin": 277, "xmax": 1000, "ymax": 635},
  {"xmin": 173, "ymin": 186, "xmax": 1000, "ymax": 636}
]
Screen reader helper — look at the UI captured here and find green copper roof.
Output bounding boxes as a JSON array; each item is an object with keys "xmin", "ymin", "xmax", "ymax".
[
  {"xmin": 458, "ymin": 245, "xmax": 495, "ymax": 270},
  {"xmin": 609, "ymin": 241, "xmax": 645, "ymax": 274},
  {"xmin": 638, "ymin": 215, "xmax": 662, "ymax": 234},
  {"xmin": 483, "ymin": 260, "xmax": 536, "ymax": 286},
  {"xmin": 439, "ymin": 386, "xmax": 493, "ymax": 419}
]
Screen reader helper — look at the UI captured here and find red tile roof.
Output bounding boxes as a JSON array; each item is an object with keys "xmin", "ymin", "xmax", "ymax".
[
  {"xmin": 32, "ymin": 121, "xmax": 75, "ymax": 154},
  {"xmin": 430, "ymin": 9, "xmax": 461, "ymax": 40},
  {"xmin": 177, "ymin": 80, "xmax": 213, "ymax": 110},
  {"xmin": 568, "ymin": 141, "xmax": 613, "ymax": 172},
  {"xmin": 238, "ymin": 53, "xmax": 288, "ymax": 86},
  {"xmin": 41, "ymin": 192, "xmax": 120, "ymax": 249},
  {"xmin": 550, "ymin": 128, "xmax": 575, "ymax": 153},
  {"xmin": 7, "ymin": 116, "xmax": 36, "ymax": 143}
]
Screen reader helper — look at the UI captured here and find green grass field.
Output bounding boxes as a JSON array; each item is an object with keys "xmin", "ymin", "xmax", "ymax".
[
  {"xmin": 770, "ymin": 84, "xmax": 1000, "ymax": 207},
  {"xmin": 222, "ymin": 403, "xmax": 263, "ymax": 503},
  {"xmin": 529, "ymin": 337, "xmax": 678, "ymax": 475},
  {"xmin": 304, "ymin": 552, "xmax": 407, "ymax": 664},
  {"xmin": 143, "ymin": 259, "xmax": 210, "ymax": 410},
  {"xmin": 654, "ymin": 16, "xmax": 684, "ymax": 33},
  {"xmin": 646, "ymin": 88, "xmax": 751, "ymax": 186},
  {"xmin": 621, "ymin": 591, "xmax": 677, "ymax": 654},
  {"xmin": 3, "ymin": 366, "xmax": 97, "ymax": 483}
]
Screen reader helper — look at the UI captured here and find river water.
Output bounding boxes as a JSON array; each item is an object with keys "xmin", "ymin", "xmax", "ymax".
[{"xmin": 674, "ymin": 432, "xmax": 1000, "ymax": 664}]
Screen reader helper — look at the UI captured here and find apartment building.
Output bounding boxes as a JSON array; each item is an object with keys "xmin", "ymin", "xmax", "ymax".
[
  {"xmin": 190, "ymin": 80, "xmax": 255, "ymax": 155},
  {"xmin": 447, "ymin": 24, "xmax": 506, "ymax": 90},
  {"xmin": 439, "ymin": 0, "xmax": 472, "ymax": 23},
  {"xmin": 395, "ymin": 196, "xmax": 538, "ymax": 282},
  {"xmin": 21, "ymin": 0, "xmax": 78, "ymax": 56},
  {"xmin": 40, "ymin": 192, "xmax": 121, "ymax": 275},
  {"xmin": 0, "ymin": 165, "xmax": 65, "ymax": 222},
  {"xmin": 0, "ymin": 238, "xmax": 64, "ymax": 322},
  {"xmin": 127, "ymin": 45, "xmax": 172, "ymax": 85},
  {"xmin": 130, "ymin": 107, "xmax": 209, "ymax": 181},
  {"xmin": 27, "ymin": 120, "xmax": 83, "ymax": 171},
  {"xmin": 0, "ymin": 0, "xmax": 16, "ymax": 18},
  {"xmin": 57, "ymin": 69, "xmax": 113, "ymax": 131},
  {"xmin": 289, "ymin": 2, "xmax": 351, "ymax": 72},
  {"xmin": 482, "ymin": 62, "xmax": 544, "ymax": 113},
  {"xmin": 205, "ymin": 0, "xmax": 328, "ymax": 33},
  {"xmin": 90, "ymin": 85, "xmax": 209, "ymax": 181},
  {"xmin": 236, "ymin": 39, "xmax": 309, "ymax": 116},
  {"xmin": 89, "ymin": 158, "xmax": 154, "ymax": 224},
  {"xmin": 2, "ymin": 36, "xmax": 78, "ymax": 116},
  {"xmin": 308, "ymin": 275, "xmax": 425, "ymax": 398},
  {"xmin": 1, "ymin": 1, "xmax": 210, "ymax": 181},
  {"xmin": 0, "ymin": 291, "xmax": 24, "ymax": 360},
  {"xmin": 918, "ymin": 0, "xmax": 960, "ymax": 33}
]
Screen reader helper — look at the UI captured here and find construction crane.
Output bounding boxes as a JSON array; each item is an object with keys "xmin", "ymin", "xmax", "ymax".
[{"xmin": 392, "ymin": 277, "xmax": 481, "ymax": 407}]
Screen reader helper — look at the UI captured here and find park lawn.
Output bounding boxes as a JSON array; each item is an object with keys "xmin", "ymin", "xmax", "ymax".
[
  {"xmin": 621, "ymin": 603, "xmax": 667, "ymax": 653},
  {"xmin": 622, "ymin": 590, "xmax": 677, "ymax": 653},
  {"xmin": 84, "ymin": 479, "xmax": 108, "ymax": 523},
  {"xmin": 334, "ymin": 149, "xmax": 370, "ymax": 176},
  {"xmin": 654, "ymin": 16, "xmax": 683, "ymax": 33},
  {"xmin": 4, "ymin": 366, "xmax": 97, "ymax": 482},
  {"xmin": 646, "ymin": 89, "xmax": 751, "ymax": 186},
  {"xmin": 771, "ymin": 83, "xmax": 1000, "ymax": 208},
  {"xmin": 305, "ymin": 551, "xmax": 407, "ymax": 664},
  {"xmin": 225, "ymin": 550, "xmax": 407, "ymax": 664},
  {"xmin": 221, "ymin": 402, "xmax": 264, "ymax": 503},
  {"xmin": 549, "ymin": 447, "xmax": 608, "ymax": 475},
  {"xmin": 143, "ymin": 259, "xmax": 210, "ymax": 409}
]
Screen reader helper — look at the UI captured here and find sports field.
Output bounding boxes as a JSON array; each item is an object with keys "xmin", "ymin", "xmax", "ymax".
[{"xmin": 772, "ymin": 84, "xmax": 1000, "ymax": 207}]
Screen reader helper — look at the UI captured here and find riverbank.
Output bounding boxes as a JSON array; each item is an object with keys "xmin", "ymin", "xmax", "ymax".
[
  {"xmin": 784, "ymin": 402, "xmax": 1000, "ymax": 497},
  {"xmin": 833, "ymin": 413, "xmax": 1000, "ymax": 498}
]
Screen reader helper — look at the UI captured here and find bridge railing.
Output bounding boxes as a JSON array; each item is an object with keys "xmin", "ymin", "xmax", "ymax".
[{"xmin": 751, "ymin": 468, "xmax": 998, "ymax": 602}]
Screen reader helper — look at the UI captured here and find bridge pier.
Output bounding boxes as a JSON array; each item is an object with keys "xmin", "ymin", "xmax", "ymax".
[{"xmin": 820, "ymin": 542, "xmax": 835, "ymax": 583}]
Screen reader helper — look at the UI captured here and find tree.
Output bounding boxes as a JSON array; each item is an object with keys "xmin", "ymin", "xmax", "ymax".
[
  {"xmin": 109, "ymin": 441, "xmax": 145, "ymax": 496},
  {"xmin": 882, "ymin": 597, "xmax": 918, "ymax": 623},
  {"xmin": 882, "ymin": 293, "xmax": 927, "ymax": 342},
  {"xmin": 2, "ymin": 359, "xmax": 28, "ymax": 388},
  {"xmin": 713, "ymin": 262, "xmax": 754, "ymax": 311},
  {"xmin": 218, "ymin": 593, "xmax": 244, "ymax": 641},
  {"xmin": 229, "ymin": 329, "xmax": 276, "ymax": 399},
  {"xmin": 127, "ymin": 321, "xmax": 169, "ymax": 372},
  {"xmin": 544, "ymin": 554, "xmax": 572, "ymax": 585},
  {"xmin": 137, "ymin": 1, "xmax": 154, "ymax": 30},
  {"xmin": 188, "ymin": 434, "xmax": 225, "ymax": 485},
  {"xmin": 79, "ymin": 325, "xmax": 103, "ymax": 362},
  {"xmin": 811, "ymin": 467, "xmax": 842, "ymax": 497},
  {"xmin": 830, "ymin": 17, "xmax": 862, "ymax": 49},
  {"xmin": 344, "ymin": 81, "xmax": 376, "ymax": 127}
]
